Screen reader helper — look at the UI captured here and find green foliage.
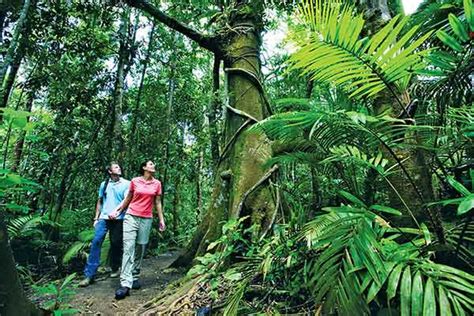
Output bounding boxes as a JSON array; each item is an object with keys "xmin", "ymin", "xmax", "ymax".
[
  {"xmin": 417, "ymin": 0, "xmax": 472, "ymax": 106},
  {"xmin": 7, "ymin": 214, "xmax": 57, "ymax": 239},
  {"xmin": 193, "ymin": 203, "xmax": 473, "ymax": 315},
  {"xmin": 290, "ymin": 0, "xmax": 432, "ymax": 100},
  {"xmin": 428, "ymin": 171, "xmax": 474, "ymax": 216},
  {"xmin": 188, "ymin": 216, "xmax": 255, "ymax": 301},
  {"xmin": 33, "ymin": 273, "xmax": 79, "ymax": 315}
]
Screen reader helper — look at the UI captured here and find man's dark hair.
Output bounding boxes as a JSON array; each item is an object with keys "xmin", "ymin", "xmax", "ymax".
[{"xmin": 102, "ymin": 161, "xmax": 120, "ymax": 200}]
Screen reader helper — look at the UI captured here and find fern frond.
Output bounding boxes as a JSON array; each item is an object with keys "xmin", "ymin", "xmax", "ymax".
[
  {"xmin": 7, "ymin": 215, "xmax": 57, "ymax": 239},
  {"xmin": 290, "ymin": 0, "xmax": 432, "ymax": 104}
]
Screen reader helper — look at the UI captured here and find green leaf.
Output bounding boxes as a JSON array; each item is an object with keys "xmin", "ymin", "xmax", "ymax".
[
  {"xmin": 448, "ymin": 14, "xmax": 469, "ymax": 42},
  {"xmin": 436, "ymin": 30, "xmax": 463, "ymax": 52},
  {"xmin": 446, "ymin": 177, "xmax": 471, "ymax": 196},
  {"xmin": 401, "ymin": 266, "xmax": 412, "ymax": 316},
  {"xmin": 387, "ymin": 263, "xmax": 404, "ymax": 301},
  {"xmin": 412, "ymin": 271, "xmax": 423, "ymax": 316},
  {"xmin": 423, "ymin": 278, "xmax": 436, "ymax": 316},
  {"xmin": 223, "ymin": 270, "xmax": 242, "ymax": 282},
  {"xmin": 438, "ymin": 286, "xmax": 453, "ymax": 316},
  {"xmin": 429, "ymin": 264, "xmax": 474, "ymax": 282},
  {"xmin": 464, "ymin": 0, "xmax": 474, "ymax": 32},
  {"xmin": 438, "ymin": 280, "xmax": 474, "ymax": 295},
  {"xmin": 370, "ymin": 204, "xmax": 402, "ymax": 216},
  {"xmin": 338, "ymin": 190, "xmax": 367, "ymax": 207},
  {"xmin": 457, "ymin": 195, "xmax": 474, "ymax": 216}
]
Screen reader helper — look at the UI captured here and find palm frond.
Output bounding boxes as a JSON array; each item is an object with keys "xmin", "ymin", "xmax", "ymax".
[
  {"xmin": 416, "ymin": 1, "xmax": 473, "ymax": 107},
  {"xmin": 290, "ymin": 0, "xmax": 432, "ymax": 106}
]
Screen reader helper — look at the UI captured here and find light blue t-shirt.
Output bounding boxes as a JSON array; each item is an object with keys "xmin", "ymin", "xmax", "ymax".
[{"xmin": 98, "ymin": 178, "xmax": 130, "ymax": 220}]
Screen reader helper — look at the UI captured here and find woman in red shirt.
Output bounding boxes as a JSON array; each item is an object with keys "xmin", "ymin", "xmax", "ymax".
[{"xmin": 110, "ymin": 160, "xmax": 166, "ymax": 299}]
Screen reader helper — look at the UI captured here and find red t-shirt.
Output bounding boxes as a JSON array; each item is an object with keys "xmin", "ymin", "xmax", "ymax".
[{"xmin": 127, "ymin": 177, "xmax": 162, "ymax": 218}]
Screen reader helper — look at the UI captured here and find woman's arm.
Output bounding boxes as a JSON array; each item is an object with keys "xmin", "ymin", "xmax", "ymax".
[
  {"xmin": 109, "ymin": 190, "xmax": 133, "ymax": 219},
  {"xmin": 154, "ymin": 195, "xmax": 165, "ymax": 231}
]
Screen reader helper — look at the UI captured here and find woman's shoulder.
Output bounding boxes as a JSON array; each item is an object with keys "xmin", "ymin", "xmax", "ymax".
[{"xmin": 131, "ymin": 177, "xmax": 142, "ymax": 183}]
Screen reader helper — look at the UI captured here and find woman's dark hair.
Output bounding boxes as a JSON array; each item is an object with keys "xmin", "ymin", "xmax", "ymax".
[{"xmin": 139, "ymin": 160, "xmax": 153, "ymax": 175}]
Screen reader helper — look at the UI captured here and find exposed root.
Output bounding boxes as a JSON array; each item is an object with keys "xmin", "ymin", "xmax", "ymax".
[{"xmin": 136, "ymin": 276, "xmax": 214, "ymax": 315}]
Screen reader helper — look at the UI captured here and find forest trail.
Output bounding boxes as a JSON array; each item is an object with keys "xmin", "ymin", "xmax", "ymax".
[{"xmin": 70, "ymin": 251, "xmax": 184, "ymax": 315}]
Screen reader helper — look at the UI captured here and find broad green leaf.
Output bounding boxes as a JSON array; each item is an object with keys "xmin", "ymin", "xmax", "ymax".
[
  {"xmin": 370, "ymin": 204, "xmax": 402, "ymax": 216},
  {"xmin": 448, "ymin": 14, "xmax": 469, "ymax": 41},
  {"xmin": 457, "ymin": 195, "xmax": 474, "ymax": 216},
  {"xmin": 446, "ymin": 177, "xmax": 471, "ymax": 196},
  {"xmin": 423, "ymin": 278, "xmax": 436, "ymax": 316},
  {"xmin": 420, "ymin": 224, "xmax": 431, "ymax": 246},
  {"xmin": 412, "ymin": 271, "xmax": 423, "ymax": 316},
  {"xmin": 464, "ymin": 0, "xmax": 474, "ymax": 31},
  {"xmin": 401, "ymin": 266, "xmax": 412, "ymax": 316},
  {"xmin": 387, "ymin": 264, "xmax": 404, "ymax": 301},
  {"xmin": 438, "ymin": 286, "xmax": 452, "ymax": 316},
  {"xmin": 338, "ymin": 190, "xmax": 367, "ymax": 207},
  {"xmin": 436, "ymin": 30, "xmax": 463, "ymax": 52}
]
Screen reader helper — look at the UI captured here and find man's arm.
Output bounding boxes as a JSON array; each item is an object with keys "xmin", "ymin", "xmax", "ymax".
[
  {"xmin": 154, "ymin": 195, "xmax": 165, "ymax": 231},
  {"xmin": 93, "ymin": 199, "xmax": 102, "ymax": 225}
]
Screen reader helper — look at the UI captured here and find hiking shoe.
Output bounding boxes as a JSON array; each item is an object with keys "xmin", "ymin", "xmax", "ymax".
[
  {"xmin": 78, "ymin": 277, "xmax": 93, "ymax": 287},
  {"xmin": 132, "ymin": 280, "xmax": 141, "ymax": 289},
  {"xmin": 110, "ymin": 270, "xmax": 120, "ymax": 278},
  {"xmin": 115, "ymin": 286, "xmax": 130, "ymax": 300}
]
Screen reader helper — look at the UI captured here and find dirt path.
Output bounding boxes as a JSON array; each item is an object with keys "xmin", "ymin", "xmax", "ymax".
[{"xmin": 71, "ymin": 251, "xmax": 184, "ymax": 315}]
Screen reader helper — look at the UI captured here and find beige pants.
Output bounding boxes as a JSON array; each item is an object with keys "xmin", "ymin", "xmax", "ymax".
[{"xmin": 120, "ymin": 213, "xmax": 152, "ymax": 288}]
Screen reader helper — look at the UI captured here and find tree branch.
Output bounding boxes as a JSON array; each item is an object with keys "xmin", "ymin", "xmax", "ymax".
[{"xmin": 125, "ymin": 0, "xmax": 220, "ymax": 54}]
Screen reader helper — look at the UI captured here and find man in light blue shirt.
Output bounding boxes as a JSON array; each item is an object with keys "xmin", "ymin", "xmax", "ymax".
[{"xmin": 79, "ymin": 162, "xmax": 130, "ymax": 287}]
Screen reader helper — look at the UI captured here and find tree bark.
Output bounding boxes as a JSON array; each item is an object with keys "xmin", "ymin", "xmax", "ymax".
[
  {"xmin": 208, "ymin": 56, "xmax": 221, "ymax": 165},
  {"xmin": 0, "ymin": 212, "xmax": 42, "ymax": 315},
  {"xmin": 173, "ymin": 1, "xmax": 275, "ymax": 267},
  {"xmin": 0, "ymin": 0, "xmax": 31, "ymax": 122},
  {"xmin": 196, "ymin": 149, "xmax": 203, "ymax": 218}
]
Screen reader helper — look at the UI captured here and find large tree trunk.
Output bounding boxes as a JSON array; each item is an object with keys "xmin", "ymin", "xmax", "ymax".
[
  {"xmin": 0, "ymin": 213, "xmax": 42, "ymax": 315},
  {"xmin": 172, "ymin": 1, "xmax": 276, "ymax": 267},
  {"xmin": 126, "ymin": 0, "xmax": 276, "ymax": 268}
]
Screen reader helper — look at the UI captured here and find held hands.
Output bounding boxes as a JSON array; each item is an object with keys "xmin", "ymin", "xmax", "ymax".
[{"xmin": 108, "ymin": 210, "xmax": 120, "ymax": 220}]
